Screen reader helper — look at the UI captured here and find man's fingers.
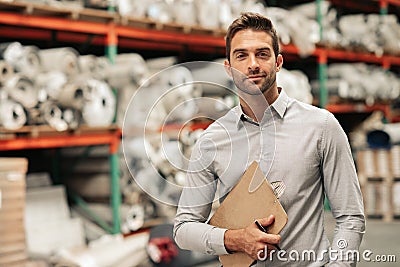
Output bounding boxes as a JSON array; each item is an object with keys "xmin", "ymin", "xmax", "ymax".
[
  {"xmin": 260, "ymin": 233, "xmax": 281, "ymax": 244},
  {"xmin": 257, "ymin": 215, "xmax": 275, "ymax": 227}
]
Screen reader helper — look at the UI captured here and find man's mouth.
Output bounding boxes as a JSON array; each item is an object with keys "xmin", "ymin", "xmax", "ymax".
[{"xmin": 246, "ymin": 74, "xmax": 265, "ymax": 81}]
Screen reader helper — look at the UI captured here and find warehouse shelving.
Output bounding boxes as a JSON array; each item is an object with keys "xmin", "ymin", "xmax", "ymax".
[{"xmin": 0, "ymin": 125, "xmax": 122, "ymax": 234}]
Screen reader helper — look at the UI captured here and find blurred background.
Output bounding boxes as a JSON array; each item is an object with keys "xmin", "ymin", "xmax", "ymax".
[{"xmin": 0, "ymin": 0, "xmax": 400, "ymax": 266}]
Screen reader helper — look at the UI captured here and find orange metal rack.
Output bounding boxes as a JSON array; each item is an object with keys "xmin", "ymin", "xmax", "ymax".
[{"xmin": 0, "ymin": 126, "xmax": 123, "ymax": 234}]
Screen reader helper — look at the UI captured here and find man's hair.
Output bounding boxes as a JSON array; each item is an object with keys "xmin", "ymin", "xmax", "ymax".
[{"xmin": 225, "ymin": 12, "xmax": 280, "ymax": 61}]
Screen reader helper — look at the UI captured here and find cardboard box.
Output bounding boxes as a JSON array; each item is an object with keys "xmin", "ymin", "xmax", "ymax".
[{"xmin": 0, "ymin": 158, "xmax": 28, "ymax": 267}]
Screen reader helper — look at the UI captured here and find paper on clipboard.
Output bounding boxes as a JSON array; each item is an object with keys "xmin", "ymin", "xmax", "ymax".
[{"xmin": 208, "ymin": 161, "xmax": 288, "ymax": 267}]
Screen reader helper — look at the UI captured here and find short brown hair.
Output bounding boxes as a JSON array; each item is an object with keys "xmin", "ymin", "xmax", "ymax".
[{"xmin": 225, "ymin": 12, "xmax": 280, "ymax": 61}]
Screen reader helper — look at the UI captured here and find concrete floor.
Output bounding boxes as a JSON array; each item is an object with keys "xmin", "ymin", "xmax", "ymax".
[{"xmin": 196, "ymin": 211, "xmax": 400, "ymax": 267}]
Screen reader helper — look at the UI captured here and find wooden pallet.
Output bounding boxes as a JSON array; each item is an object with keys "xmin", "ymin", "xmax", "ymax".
[
  {"xmin": 356, "ymin": 147, "xmax": 400, "ymax": 221},
  {"xmin": 0, "ymin": 1, "xmax": 117, "ymax": 23},
  {"xmin": 0, "ymin": 0, "xmax": 226, "ymax": 36}
]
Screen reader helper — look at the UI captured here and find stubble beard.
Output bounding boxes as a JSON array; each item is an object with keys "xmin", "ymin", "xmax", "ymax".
[{"xmin": 232, "ymin": 69, "xmax": 276, "ymax": 96}]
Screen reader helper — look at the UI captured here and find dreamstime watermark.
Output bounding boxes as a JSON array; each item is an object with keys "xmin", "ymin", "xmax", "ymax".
[{"xmin": 257, "ymin": 239, "xmax": 397, "ymax": 263}]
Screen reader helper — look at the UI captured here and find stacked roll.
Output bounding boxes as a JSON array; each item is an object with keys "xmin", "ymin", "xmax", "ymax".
[{"xmin": 0, "ymin": 42, "xmax": 118, "ymax": 131}]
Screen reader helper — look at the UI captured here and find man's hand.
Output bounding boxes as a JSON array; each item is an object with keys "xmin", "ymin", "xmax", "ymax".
[{"xmin": 223, "ymin": 215, "xmax": 281, "ymax": 260}]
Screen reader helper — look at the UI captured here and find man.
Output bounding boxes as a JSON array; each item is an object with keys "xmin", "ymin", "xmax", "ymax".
[{"xmin": 174, "ymin": 12, "xmax": 365, "ymax": 266}]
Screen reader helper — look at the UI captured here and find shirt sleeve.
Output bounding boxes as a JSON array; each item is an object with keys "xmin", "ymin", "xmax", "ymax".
[
  {"xmin": 321, "ymin": 112, "xmax": 366, "ymax": 266},
  {"xmin": 173, "ymin": 135, "xmax": 229, "ymax": 255}
]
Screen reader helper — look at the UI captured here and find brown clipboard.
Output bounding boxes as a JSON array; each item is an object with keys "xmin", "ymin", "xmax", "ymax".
[{"xmin": 208, "ymin": 161, "xmax": 288, "ymax": 267}]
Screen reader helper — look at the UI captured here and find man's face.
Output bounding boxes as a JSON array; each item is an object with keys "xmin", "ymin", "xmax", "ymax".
[{"xmin": 225, "ymin": 29, "xmax": 282, "ymax": 95}]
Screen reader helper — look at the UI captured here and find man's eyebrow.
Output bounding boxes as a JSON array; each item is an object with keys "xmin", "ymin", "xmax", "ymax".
[
  {"xmin": 232, "ymin": 48, "xmax": 247, "ymax": 54},
  {"xmin": 256, "ymin": 47, "xmax": 272, "ymax": 52},
  {"xmin": 232, "ymin": 47, "xmax": 272, "ymax": 54}
]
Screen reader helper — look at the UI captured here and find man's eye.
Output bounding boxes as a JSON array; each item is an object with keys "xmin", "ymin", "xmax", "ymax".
[
  {"xmin": 236, "ymin": 54, "xmax": 246, "ymax": 59},
  {"xmin": 258, "ymin": 52, "xmax": 269, "ymax": 57}
]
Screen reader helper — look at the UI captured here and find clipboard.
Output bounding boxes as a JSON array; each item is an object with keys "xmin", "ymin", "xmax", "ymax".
[{"xmin": 208, "ymin": 161, "xmax": 288, "ymax": 267}]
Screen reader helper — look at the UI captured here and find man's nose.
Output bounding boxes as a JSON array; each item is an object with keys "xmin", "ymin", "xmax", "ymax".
[{"xmin": 248, "ymin": 54, "xmax": 260, "ymax": 72}]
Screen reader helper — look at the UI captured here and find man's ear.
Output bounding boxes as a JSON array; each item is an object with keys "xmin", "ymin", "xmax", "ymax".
[
  {"xmin": 224, "ymin": 60, "xmax": 232, "ymax": 78},
  {"xmin": 276, "ymin": 54, "xmax": 283, "ymax": 72}
]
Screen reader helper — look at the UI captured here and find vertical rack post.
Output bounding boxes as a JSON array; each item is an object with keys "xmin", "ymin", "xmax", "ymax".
[
  {"xmin": 105, "ymin": 11, "xmax": 121, "ymax": 233},
  {"xmin": 380, "ymin": 0, "xmax": 389, "ymax": 15},
  {"xmin": 316, "ymin": 0, "xmax": 324, "ymax": 42},
  {"xmin": 318, "ymin": 51, "xmax": 328, "ymax": 108},
  {"xmin": 110, "ymin": 130, "xmax": 121, "ymax": 234},
  {"xmin": 316, "ymin": 0, "xmax": 328, "ymax": 108}
]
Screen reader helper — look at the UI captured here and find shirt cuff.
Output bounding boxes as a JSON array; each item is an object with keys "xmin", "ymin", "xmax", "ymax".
[{"xmin": 210, "ymin": 227, "xmax": 229, "ymax": 255}]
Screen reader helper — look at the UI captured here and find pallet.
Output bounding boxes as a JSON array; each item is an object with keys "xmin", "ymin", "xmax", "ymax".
[
  {"xmin": 0, "ymin": 1, "xmax": 117, "ymax": 23},
  {"xmin": 0, "ymin": 0, "xmax": 226, "ymax": 37},
  {"xmin": 356, "ymin": 146, "xmax": 400, "ymax": 221}
]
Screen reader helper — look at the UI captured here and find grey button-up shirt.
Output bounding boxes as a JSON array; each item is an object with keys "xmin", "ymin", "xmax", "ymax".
[{"xmin": 174, "ymin": 89, "xmax": 365, "ymax": 266}]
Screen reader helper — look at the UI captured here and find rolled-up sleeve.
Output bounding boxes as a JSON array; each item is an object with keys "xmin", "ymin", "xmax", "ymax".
[
  {"xmin": 321, "ymin": 112, "xmax": 366, "ymax": 266},
  {"xmin": 173, "ymin": 136, "xmax": 229, "ymax": 255}
]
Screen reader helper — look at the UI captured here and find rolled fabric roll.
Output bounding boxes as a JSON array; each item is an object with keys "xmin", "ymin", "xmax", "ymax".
[
  {"xmin": 78, "ymin": 54, "xmax": 98, "ymax": 75},
  {"xmin": 63, "ymin": 108, "xmax": 80, "ymax": 129},
  {"xmin": 186, "ymin": 60, "xmax": 234, "ymax": 96},
  {"xmin": 124, "ymin": 204, "xmax": 145, "ymax": 232},
  {"xmin": 383, "ymin": 123, "xmax": 400, "ymax": 145},
  {"xmin": 57, "ymin": 78, "xmax": 87, "ymax": 110},
  {"xmin": 0, "ymin": 60, "xmax": 14, "ymax": 85},
  {"xmin": 40, "ymin": 102, "xmax": 68, "ymax": 131},
  {"xmin": 277, "ymin": 68, "xmax": 313, "ymax": 104},
  {"xmin": 0, "ymin": 42, "xmax": 24, "ymax": 65},
  {"xmin": 0, "ymin": 98, "xmax": 26, "ymax": 130},
  {"xmin": 158, "ymin": 66, "xmax": 198, "ymax": 122},
  {"xmin": 19, "ymin": 45, "xmax": 41, "ymax": 78},
  {"xmin": 93, "ymin": 57, "xmax": 111, "ymax": 81},
  {"xmin": 106, "ymin": 53, "xmax": 149, "ymax": 88},
  {"xmin": 147, "ymin": 0, "xmax": 173, "ymax": 23},
  {"xmin": 3, "ymin": 74, "xmax": 38, "ymax": 109},
  {"xmin": 118, "ymin": 0, "xmax": 148, "ymax": 17},
  {"xmin": 173, "ymin": 0, "xmax": 197, "ymax": 26},
  {"xmin": 195, "ymin": 0, "xmax": 220, "ymax": 28},
  {"xmin": 38, "ymin": 47, "xmax": 80, "ymax": 76},
  {"xmin": 82, "ymin": 79, "xmax": 116, "ymax": 127},
  {"xmin": 35, "ymin": 71, "xmax": 68, "ymax": 100}
]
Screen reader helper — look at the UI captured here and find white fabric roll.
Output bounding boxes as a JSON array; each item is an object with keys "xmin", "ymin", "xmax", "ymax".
[
  {"xmin": 124, "ymin": 205, "xmax": 145, "ymax": 232},
  {"xmin": 106, "ymin": 53, "xmax": 149, "ymax": 88},
  {"xmin": 124, "ymin": 85, "xmax": 168, "ymax": 131},
  {"xmin": 57, "ymin": 79, "xmax": 87, "ymax": 110},
  {"xmin": 0, "ymin": 60, "xmax": 14, "ymax": 85},
  {"xmin": 173, "ymin": 0, "xmax": 197, "ymax": 26},
  {"xmin": 0, "ymin": 98, "xmax": 26, "ymax": 130},
  {"xmin": 40, "ymin": 102, "xmax": 68, "ymax": 131},
  {"xmin": 147, "ymin": 0, "xmax": 173, "ymax": 23},
  {"xmin": 118, "ymin": 0, "xmax": 148, "ymax": 17},
  {"xmin": 158, "ymin": 66, "xmax": 199, "ymax": 122},
  {"xmin": 82, "ymin": 79, "xmax": 116, "ymax": 127},
  {"xmin": 39, "ymin": 47, "xmax": 80, "ymax": 76},
  {"xmin": 78, "ymin": 54, "xmax": 98, "ymax": 75},
  {"xmin": 383, "ymin": 123, "xmax": 400, "ymax": 145},
  {"xmin": 187, "ymin": 60, "xmax": 234, "ymax": 96},
  {"xmin": 276, "ymin": 68, "xmax": 313, "ymax": 104},
  {"xmin": 196, "ymin": 0, "xmax": 220, "ymax": 28},
  {"xmin": 0, "ymin": 43, "xmax": 40, "ymax": 78},
  {"xmin": 35, "ymin": 71, "xmax": 68, "ymax": 100},
  {"xmin": 19, "ymin": 45, "xmax": 41, "ymax": 78},
  {"xmin": 3, "ymin": 74, "xmax": 38, "ymax": 108},
  {"xmin": 0, "ymin": 42, "xmax": 24, "ymax": 67},
  {"xmin": 63, "ymin": 108, "xmax": 80, "ymax": 129}
]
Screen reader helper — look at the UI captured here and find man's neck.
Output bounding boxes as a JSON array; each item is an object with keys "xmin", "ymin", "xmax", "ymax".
[{"xmin": 239, "ymin": 87, "xmax": 280, "ymax": 122}]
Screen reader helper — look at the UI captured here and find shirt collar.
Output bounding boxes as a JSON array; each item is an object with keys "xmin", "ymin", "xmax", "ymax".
[{"xmin": 233, "ymin": 88, "xmax": 289, "ymax": 128}]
